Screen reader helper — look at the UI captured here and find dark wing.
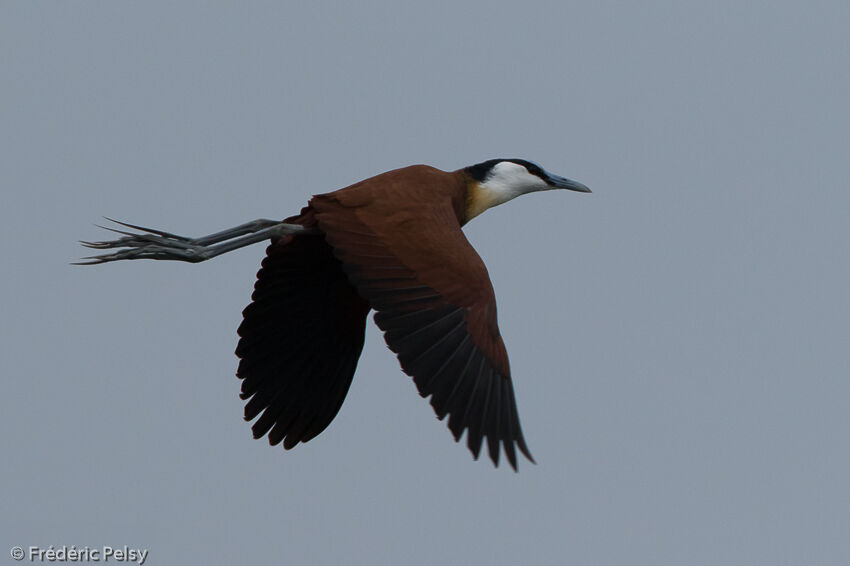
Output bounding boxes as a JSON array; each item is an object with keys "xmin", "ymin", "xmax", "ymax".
[
  {"xmin": 312, "ymin": 195, "xmax": 534, "ymax": 470},
  {"xmin": 235, "ymin": 213, "xmax": 370, "ymax": 450}
]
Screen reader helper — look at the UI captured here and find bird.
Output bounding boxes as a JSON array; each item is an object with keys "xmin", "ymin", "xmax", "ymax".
[{"xmin": 79, "ymin": 158, "xmax": 590, "ymax": 470}]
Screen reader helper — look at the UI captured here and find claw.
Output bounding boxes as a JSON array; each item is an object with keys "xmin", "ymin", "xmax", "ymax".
[
  {"xmin": 103, "ymin": 217, "xmax": 190, "ymax": 241},
  {"xmin": 93, "ymin": 224, "xmax": 140, "ymax": 238},
  {"xmin": 72, "ymin": 254, "xmax": 108, "ymax": 265}
]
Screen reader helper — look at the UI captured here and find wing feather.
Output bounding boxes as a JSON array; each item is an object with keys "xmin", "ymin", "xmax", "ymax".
[
  {"xmin": 235, "ymin": 218, "xmax": 370, "ymax": 451},
  {"xmin": 312, "ymin": 194, "xmax": 534, "ymax": 469}
]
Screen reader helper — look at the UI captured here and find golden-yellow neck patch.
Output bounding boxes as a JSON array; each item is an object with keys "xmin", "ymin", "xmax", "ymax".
[{"xmin": 465, "ymin": 180, "xmax": 504, "ymax": 222}]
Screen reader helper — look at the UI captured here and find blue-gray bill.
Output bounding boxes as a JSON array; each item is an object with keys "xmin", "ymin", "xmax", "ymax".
[{"xmin": 546, "ymin": 173, "xmax": 592, "ymax": 193}]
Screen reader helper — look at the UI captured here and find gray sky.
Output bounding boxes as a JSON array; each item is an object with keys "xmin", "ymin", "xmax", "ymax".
[{"xmin": 2, "ymin": 2, "xmax": 849, "ymax": 565}]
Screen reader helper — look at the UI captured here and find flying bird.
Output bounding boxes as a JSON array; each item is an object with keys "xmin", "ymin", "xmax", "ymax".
[{"xmin": 80, "ymin": 159, "xmax": 590, "ymax": 470}]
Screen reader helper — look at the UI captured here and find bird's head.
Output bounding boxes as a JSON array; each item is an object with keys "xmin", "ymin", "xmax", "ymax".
[{"xmin": 462, "ymin": 158, "xmax": 590, "ymax": 221}]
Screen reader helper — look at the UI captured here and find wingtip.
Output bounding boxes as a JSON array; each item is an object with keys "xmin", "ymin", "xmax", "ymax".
[
  {"xmin": 505, "ymin": 444, "xmax": 535, "ymax": 472},
  {"xmin": 487, "ymin": 436, "xmax": 500, "ymax": 468},
  {"xmin": 518, "ymin": 441, "xmax": 535, "ymax": 465},
  {"xmin": 468, "ymin": 434, "xmax": 484, "ymax": 461}
]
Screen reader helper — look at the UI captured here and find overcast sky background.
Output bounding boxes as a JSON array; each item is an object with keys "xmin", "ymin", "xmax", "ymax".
[{"xmin": 2, "ymin": 2, "xmax": 849, "ymax": 565}]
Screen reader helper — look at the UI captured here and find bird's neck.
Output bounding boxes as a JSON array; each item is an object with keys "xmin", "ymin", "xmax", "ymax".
[{"xmin": 463, "ymin": 178, "xmax": 529, "ymax": 223}]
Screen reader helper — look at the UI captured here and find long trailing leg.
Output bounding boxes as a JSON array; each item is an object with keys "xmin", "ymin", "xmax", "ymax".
[{"xmin": 77, "ymin": 217, "xmax": 319, "ymax": 265}]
